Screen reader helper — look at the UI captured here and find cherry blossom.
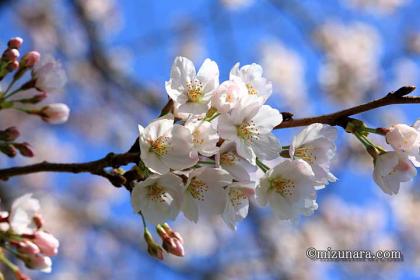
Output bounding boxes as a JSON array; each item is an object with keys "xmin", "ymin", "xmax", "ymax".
[
  {"xmin": 289, "ymin": 123, "xmax": 337, "ymax": 184},
  {"xmin": 32, "ymin": 56, "xmax": 67, "ymax": 93},
  {"xmin": 40, "ymin": 103, "xmax": 70, "ymax": 124},
  {"xmin": 230, "ymin": 62, "xmax": 272, "ymax": 102},
  {"xmin": 211, "ymin": 78, "xmax": 247, "ymax": 114},
  {"xmin": 222, "ymin": 181, "xmax": 255, "ymax": 230},
  {"xmin": 9, "ymin": 193, "xmax": 40, "ymax": 235},
  {"xmin": 215, "ymin": 141, "xmax": 257, "ymax": 181},
  {"xmin": 256, "ymin": 159, "xmax": 323, "ymax": 220},
  {"xmin": 182, "ymin": 167, "xmax": 233, "ymax": 223},
  {"xmin": 184, "ymin": 118, "xmax": 219, "ymax": 157},
  {"xmin": 373, "ymin": 151, "xmax": 417, "ymax": 195},
  {"xmin": 131, "ymin": 173, "xmax": 185, "ymax": 224},
  {"xmin": 218, "ymin": 96, "xmax": 282, "ymax": 164},
  {"xmin": 165, "ymin": 56, "xmax": 219, "ymax": 115},
  {"xmin": 138, "ymin": 115, "xmax": 199, "ymax": 174},
  {"xmin": 385, "ymin": 121, "xmax": 420, "ymax": 166}
]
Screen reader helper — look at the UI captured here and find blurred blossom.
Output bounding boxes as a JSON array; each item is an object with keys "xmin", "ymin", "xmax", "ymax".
[
  {"xmin": 316, "ymin": 21, "xmax": 381, "ymax": 104},
  {"xmin": 260, "ymin": 41, "xmax": 308, "ymax": 111},
  {"xmin": 221, "ymin": 0, "xmax": 254, "ymax": 10},
  {"xmin": 344, "ymin": 0, "xmax": 409, "ymax": 14}
]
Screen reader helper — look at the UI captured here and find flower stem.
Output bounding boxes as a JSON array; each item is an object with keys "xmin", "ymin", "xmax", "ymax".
[
  {"xmin": 0, "ymin": 250, "xmax": 18, "ymax": 272},
  {"xmin": 256, "ymin": 158, "xmax": 269, "ymax": 173},
  {"xmin": 198, "ymin": 160, "xmax": 215, "ymax": 165},
  {"xmin": 205, "ymin": 112, "xmax": 220, "ymax": 122},
  {"xmin": 139, "ymin": 211, "xmax": 147, "ymax": 229}
]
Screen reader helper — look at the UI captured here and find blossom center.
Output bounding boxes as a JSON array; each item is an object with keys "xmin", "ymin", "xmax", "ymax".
[
  {"xmin": 186, "ymin": 81, "xmax": 204, "ymax": 103},
  {"xmin": 220, "ymin": 152, "xmax": 236, "ymax": 165},
  {"xmin": 237, "ymin": 121, "xmax": 258, "ymax": 141},
  {"xmin": 246, "ymin": 83, "xmax": 257, "ymax": 95},
  {"xmin": 294, "ymin": 146, "xmax": 315, "ymax": 164},
  {"xmin": 228, "ymin": 188, "xmax": 246, "ymax": 208},
  {"xmin": 150, "ymin": 136, "xmax": 169, "ymax": 157},
  {"xmin": 146, "ymin": 183, "xmax": 167, "ymax": 203},
  {"xmin": 187, "ymin": 178, "xmax": 208, "ymax": 201},
  {"xmin": 192, "ymin": 129, "xmax": 204, "ymax": 145},
  {"xmin": 270, "ymin": 177, "xmax": 295, "ymax": 198}
]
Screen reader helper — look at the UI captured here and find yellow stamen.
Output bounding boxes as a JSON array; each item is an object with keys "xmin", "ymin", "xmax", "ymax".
[
  {"xmin": 270, "ymin": 177, "xmax": 295, "ymax": 198},
  {"xmin": 246, "ymin": 83, "xmax": 258, "ymax": 95},
  {"xmin": 187, "ymin": 178, "xmax": 208, "ymax": 201}
]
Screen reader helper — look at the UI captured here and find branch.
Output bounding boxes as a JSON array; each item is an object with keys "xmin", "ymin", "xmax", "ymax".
[
  {"xmin": 0, "ymin": 152, "xmax": 139, "ymax": 186},
  {"xmin": 275, "ymin": 86, "xmax": 419, "ymax": 129}
]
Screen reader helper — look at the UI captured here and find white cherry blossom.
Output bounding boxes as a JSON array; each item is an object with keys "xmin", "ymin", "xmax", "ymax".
[
  {"xmin": 32, "ymin": 56, "xmax": 67, "ymax": 93},
  {"xmin": 184, "ymin": 118, "xmax": 219, "ymax": 157},
  {"xmin": 165, "ymin": 56, "xmax": 219, "ymax": 115},
  {"xmin": 373, "ymin": 151, "xmax": 417, "ymax": 195},
  {"xmin": 222, "ymin": 181, "xmax": 255, "ymax": 230},
  {"xmin": 182, "ymin": 167, "xmax": 233, "ymax": 223},
  {"xmin": 230, "ymin": 62, "xmax": 272, "ymax": 102},
  {"xmin": 290, "ymin": 123, "xmax": 337, "ymax": 184},
  {"xmin": 131, "ymin": 173, "xmax": 185, "ymax": 225},
  {"xmin": 385, "ymin": 121, "xmax": 420, "ymax": 166},
  {"xmin": 138, "ymin": 115, "xmax": 198, "ymax": 174},
  {"xmin": 9, "ymin": 193, "xmax": 40, "ymax": 235},
  {"xmin": 211, "ymin": 78, "xmax": 247, "ymax": 114},
  {"xmin": 218, "ymin": 96, "xmax": 282, "ymax": 164},
  {"xmin": 256, "ymin": 159, "xmax": 322, "ymax": 220},
  {"xmin": 215, "ymin": 141, "xmax": 257, "ymax": 181}
]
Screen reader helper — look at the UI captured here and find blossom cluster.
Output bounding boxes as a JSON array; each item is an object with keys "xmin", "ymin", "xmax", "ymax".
[
  {"xmin": 0, "ymin": 37, "xmax": 69, "ymax": 158},
  {"xmin": 131, "ymin": 56, "xmax": 339, "ymax": 239},
  {"xmin": 0, "ymin": 194, "xmax": 59, "ymax": 279}
]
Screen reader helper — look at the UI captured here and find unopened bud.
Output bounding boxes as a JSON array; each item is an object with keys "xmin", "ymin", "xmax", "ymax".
[
  {"xmin": 13, "ymin": 143, "xmax": 34, "ymax": 157},
  {"xmin": 14, "ymin": 270, "xmax": 31, "ymax": 280},
  {"xmin": 24, "ymin": 254, "xmax": 52, "ymax": 273},
  {"xmin": 7, "ymin": 60, "xmax": 19, "ymax": 71},
  {"xmin": 3, "ymin": 48, "xmax": 20, "ymax": 61},
  {"xmin": 144, "ymin": 229, "xmax": 164, "ymax": 260},
  {"xmin": 8, "ymin": 37, "xmax": 23, "ymax": 49},
  {"xmin": 157, "ymin": 224, "xmax": 184, "ymax": 257},
  {"xmin": 40, "ymin": 103, "xmax": 70, "ymax": 124},
  {"xmin": 21, "ymin": 51, "xmax": 40, "ymax": 68},
  {"xmin": 0, "ymin": 144, "xmax": 17, "ymax": 157},
  {"xmin": 12, "ymin": 240, "xmax": 41, "ymax": 255},
  {"xmin": 32, "ymin": 231, "xmax": 59, "ymax": 257},
  {"xmin": 0, "ymin": 126, "xmax": 20, "ymax": 141}
]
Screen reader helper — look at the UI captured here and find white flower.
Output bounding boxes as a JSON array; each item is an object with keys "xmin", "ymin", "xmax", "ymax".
[
  {"xmin": 165, "ymin": 56, "xmax": 219, "ymax": 115},
  {"xmin": 32, "ymin": 56, "xmax": 67, "ymax": 93},
  {"xmin": 222, "ymin": 181, "xmax": 255, "ymax": 230},
  {"xmin": 215, "ymin": 141, "xmax": 257, "ymax": 181},
  {"xmin": 218, "ymin": 96, "xmax": 282, "ymax": 164},
  {"xmin": 211, "ymin": 78, "xmax": 247, "ymax": 114},
  {"xmin": 9, "ymin": 193, "xmax": 40, "ymax": 235},
  {"xmin": 131, "ymin": 173, "xmax": 185, "ymax": 224},
  {"xmin": 138, "ymin": 115, "xmax": 199, "ymax": 174},
  {"xmin": 41, "ymin": 103, "xmax": 70, "ymax": 124},
  {"xmin": 256, "ymin": 159, "xmax": 322, "ymax": 220},
  {"xmin": 385, "ymin": 121, "xmax": 420, "ymax": 166},
  {"xmin": 230, "ymin": 62, "xmax": 272, "ymax": 102},
  {"xmin": 184, "ymin": 118, "xmax": 219, "ymax": 157},
  {"xmin": 182, "ymin": 167, "xmax": 232, "ymax": 223},
  {"xmin": 289, "ymin": 123, "xmax": 337, "ymax": 184},
  {"xmin": 373, "ymin": 151, "xmax": 417, "ymax": 195}
]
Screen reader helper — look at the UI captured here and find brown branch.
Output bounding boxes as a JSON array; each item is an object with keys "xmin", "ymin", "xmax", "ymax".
[
  {"xmin": 275, "ymin": 86, "xmax": 419, "ymax": 129},
  {"xmin": 0, "ymin": 152, "xmax": 139, "ymax": 186}
]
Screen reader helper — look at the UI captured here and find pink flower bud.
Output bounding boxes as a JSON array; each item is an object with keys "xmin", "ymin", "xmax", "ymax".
[
  {"xmin": 0, "ymin": 127, "xmax": 20, "ymax": 142},
  {"xmin": 162, "ymin": 235, "xmax": 184, "ymax": 257},
  {"xmin": 7, "ymin": 60, "xmax": 20, "ymax": 71},
  {"xmin": 24, "ymin": 254, "xmax": 52, "ymax": 273},
  {"xmin": 40, "ymin": 103, "xmax": 70, "ymax": 124},
  {"xmin": 144, "ymin": 229, "xmax": 164, "ymax": 260},
  {"xmin": 22, "ymin": 51, "xmax": 40, "ymax": 68},
  {"xmin": 3, "ymin": 48, "xmax": 20, "ymax": 61},
  {"xmin": 13, "ymin": 240, "xmax": 41, "ymax": 255},
  {"xmin": 32, "ymin": 231, "xmax": 59, "ymax": 257},
  {"xmin": 13, "ymin": 142, "xmax": 34, "ymax": 157},
  {"xmin": 14, "ymin": 270, "xmax": 31, "ymax": 280},
  {"xmin": 0, "ymin": 144, "xmax": 17, "ymax": 157},
  {"xmin": 8, "ymin": 37, "xmax": 23, "ymax": 49}
]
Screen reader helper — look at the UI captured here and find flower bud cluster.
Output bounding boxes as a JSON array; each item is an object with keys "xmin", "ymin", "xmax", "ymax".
[{"xmin": 0, "ymin": 194, "xmax": 59, "ymax": 278}]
